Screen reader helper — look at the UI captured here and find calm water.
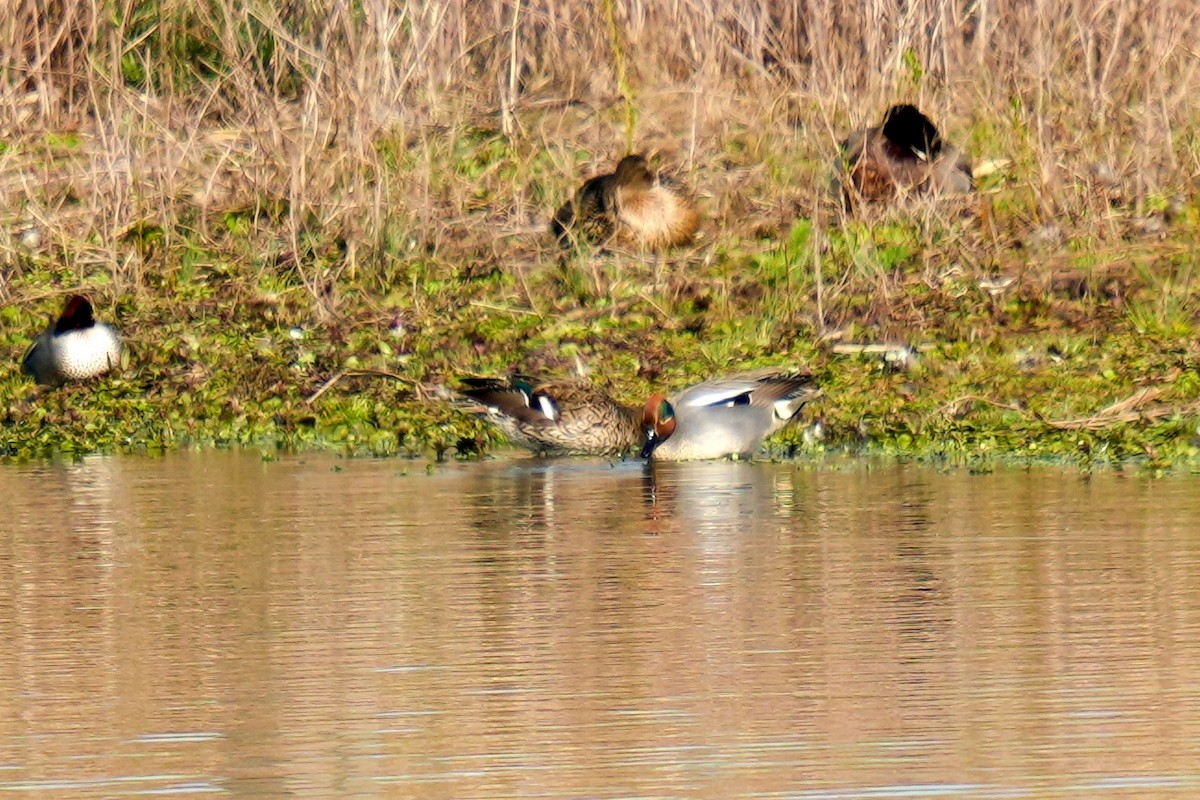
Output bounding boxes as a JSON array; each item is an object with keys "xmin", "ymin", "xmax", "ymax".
[{"xmin": 1, "ymin": 451, "xmax": 1199, "ymax": 799}]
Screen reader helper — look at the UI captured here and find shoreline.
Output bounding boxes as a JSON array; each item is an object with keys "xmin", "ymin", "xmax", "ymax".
[{"xmin": 6, "ymin": 439, "xmax": 1197, "ymax": 478}]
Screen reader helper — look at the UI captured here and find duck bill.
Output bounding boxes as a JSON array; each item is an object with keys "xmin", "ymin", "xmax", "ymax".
[{"xmin": 640, "ymin": 434, "xmax": 658, "ymax": 459}]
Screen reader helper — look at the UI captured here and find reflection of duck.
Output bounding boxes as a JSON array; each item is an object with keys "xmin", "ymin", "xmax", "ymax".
[
  {"xmin": 551, "ymin": 155, "xmax": 700, "ymax": 250},
  {"xmin": 639, "ymin": 459, "xmax": 810, "ymax": 541},
  {"xmin": 642, "ymin": 370, "xmax": 821, "ymax": 461},
  {"xmin": 834, "ymin": 104, "xmax": 973, "ymax": 207},
  {"xmin": 456, "ymin": 377, "xmax": 642, "ymax": 457},
  {"xmin": 23, "ymin": 295, "xmax": 122, "ymax": 385}
]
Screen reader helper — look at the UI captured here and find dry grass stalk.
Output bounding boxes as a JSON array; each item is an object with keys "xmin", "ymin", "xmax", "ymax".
[
  {"xmin": 0, "ymin": 0, "xmax": 1196, "ymax": 303},
  {"xmin": 1044, "ymin": 387, "xmax": 1190, "ymax": 430}
]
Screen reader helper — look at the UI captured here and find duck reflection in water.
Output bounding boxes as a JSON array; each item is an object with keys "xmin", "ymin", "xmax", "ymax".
[{"xmin": 638, "ymin": 460, "xmax": 809, "ymax": 537}]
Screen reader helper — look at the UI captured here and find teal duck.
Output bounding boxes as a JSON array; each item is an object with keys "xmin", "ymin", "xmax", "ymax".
[
  {"xmin": 641, "ymin": 370, "xmax": 820, "ymax": 461},
  {"xmin": 834, "ymin": 104, "xmax": 973, "ymax": 207},
  {"xmin": 457, "ymin": 376, "xmax": 643, "ymax": 457},
  {"xmin": 22, "ymin": 295, "xmax": 122, "ymax": 386},
  {"xmin": 551, "ymin": 155, "xmax": 699, "ymax": 250}
]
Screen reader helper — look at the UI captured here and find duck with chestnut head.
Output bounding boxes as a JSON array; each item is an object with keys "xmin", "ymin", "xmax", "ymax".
[
  {"xmin": 641, "ymin": 370, "xmax": 821, "ymax": 461},
  {"xmin": 454, "ymin": 367, "xmax": 820, "ymax": 461},
  {"xmin": 834, "ymin": 104, "xmax": 973, "ymax": 208}
]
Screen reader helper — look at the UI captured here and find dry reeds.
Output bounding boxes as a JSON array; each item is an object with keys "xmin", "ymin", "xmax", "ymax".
[{"xmin": 1, "ymin": 0, "xmax": 1197, "ymax": 299}]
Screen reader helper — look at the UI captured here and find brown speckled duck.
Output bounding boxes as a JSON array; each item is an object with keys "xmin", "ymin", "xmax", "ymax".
[
  {"xmin": 834, "ymin": 104, "xmax": 973, "ymax": 207},
  {"xmin": 551, "ymin": 155, "xmax": 699, "ymax": 251},
  {"xmin": 457, "ymin": 376, "xmax": 643, "ymax": 457},
  {"xmin": 22, "ymin": 295, "xmax": 122, "ymax": 386}
]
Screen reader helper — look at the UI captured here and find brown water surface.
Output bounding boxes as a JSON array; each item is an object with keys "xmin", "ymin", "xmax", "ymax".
[{"xmin": 1, "ymin": 451, "xmax": 1199, "ymax": 798}]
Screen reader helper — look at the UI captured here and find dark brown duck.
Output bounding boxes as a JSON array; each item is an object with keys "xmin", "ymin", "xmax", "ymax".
[{"xmin": 834, "ymin": 104, "xmax": 973, "ymax": 207}]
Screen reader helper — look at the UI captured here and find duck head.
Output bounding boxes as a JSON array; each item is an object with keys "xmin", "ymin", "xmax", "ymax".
[
  {"xmin": 613, "ymin": 154, "xmax": 655, "ymax": 190},
  {"xmin": 881, "ymin": 104, "xmax": 943, "ymax": 161},
  {"xmin": 54, "ymin": 295, "xmax": 98, "ymax": 335},
  {"xmin": 640, "ymin": 393, "xmax": 677, "ymax": 458}
]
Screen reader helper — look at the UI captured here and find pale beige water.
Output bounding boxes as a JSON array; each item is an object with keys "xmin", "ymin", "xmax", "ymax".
[{"xmin": 1, "ymin": 451, "xmax": 1199, "ymax": 799}]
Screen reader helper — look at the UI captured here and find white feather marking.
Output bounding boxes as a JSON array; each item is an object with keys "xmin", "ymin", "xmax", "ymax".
[
  {"xmin": 683, "ymin": 386, "xmax": 754, "ymax": 408},
  {"xmin": 536, "ymin": 395, "xmax": 559, "ymax": 420}
]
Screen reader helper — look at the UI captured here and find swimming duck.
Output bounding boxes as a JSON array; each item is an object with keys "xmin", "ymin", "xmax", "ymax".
[
  {"xmin": 22, "ymin": 295, "xmax": 122, "ymax": 386},
  {"xmin": 641, "ymin": 370, "xmax": 821, "ymax": 461},
  {"xmin": 457, "ymin": 376, "xmax": 643, "ymax": 457},
  {"xmin": 551, "ymin": 154, "xmax": 700, "ymax": 250},
  {"xmin": 834, "ymin": 104, "xmax": 973, "ymax": 207}
]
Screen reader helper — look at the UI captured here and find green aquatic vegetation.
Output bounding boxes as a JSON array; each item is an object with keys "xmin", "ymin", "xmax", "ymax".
[{"xmin": 2, "ymin": 245, "xmax": 1196, "ymax": 469}]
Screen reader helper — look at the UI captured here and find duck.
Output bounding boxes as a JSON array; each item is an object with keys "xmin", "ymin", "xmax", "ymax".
[
  {"xmin": 834, "ymin": 104, "xmax": 973, "ymax": 207},
  {"xmin": 22, "ymin": 295, "xmax": 123, "ymax": 386},
  {"xmin": 551, "ymin": 154, "xmax": 700, "ymax": 251},
  {"xmin": 456, "ymin": 376, "xmax": 643, "ymax": 457},
  {"xmin": 641, "ymin": 369, "xmax": 821, "ymax": 461}
]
